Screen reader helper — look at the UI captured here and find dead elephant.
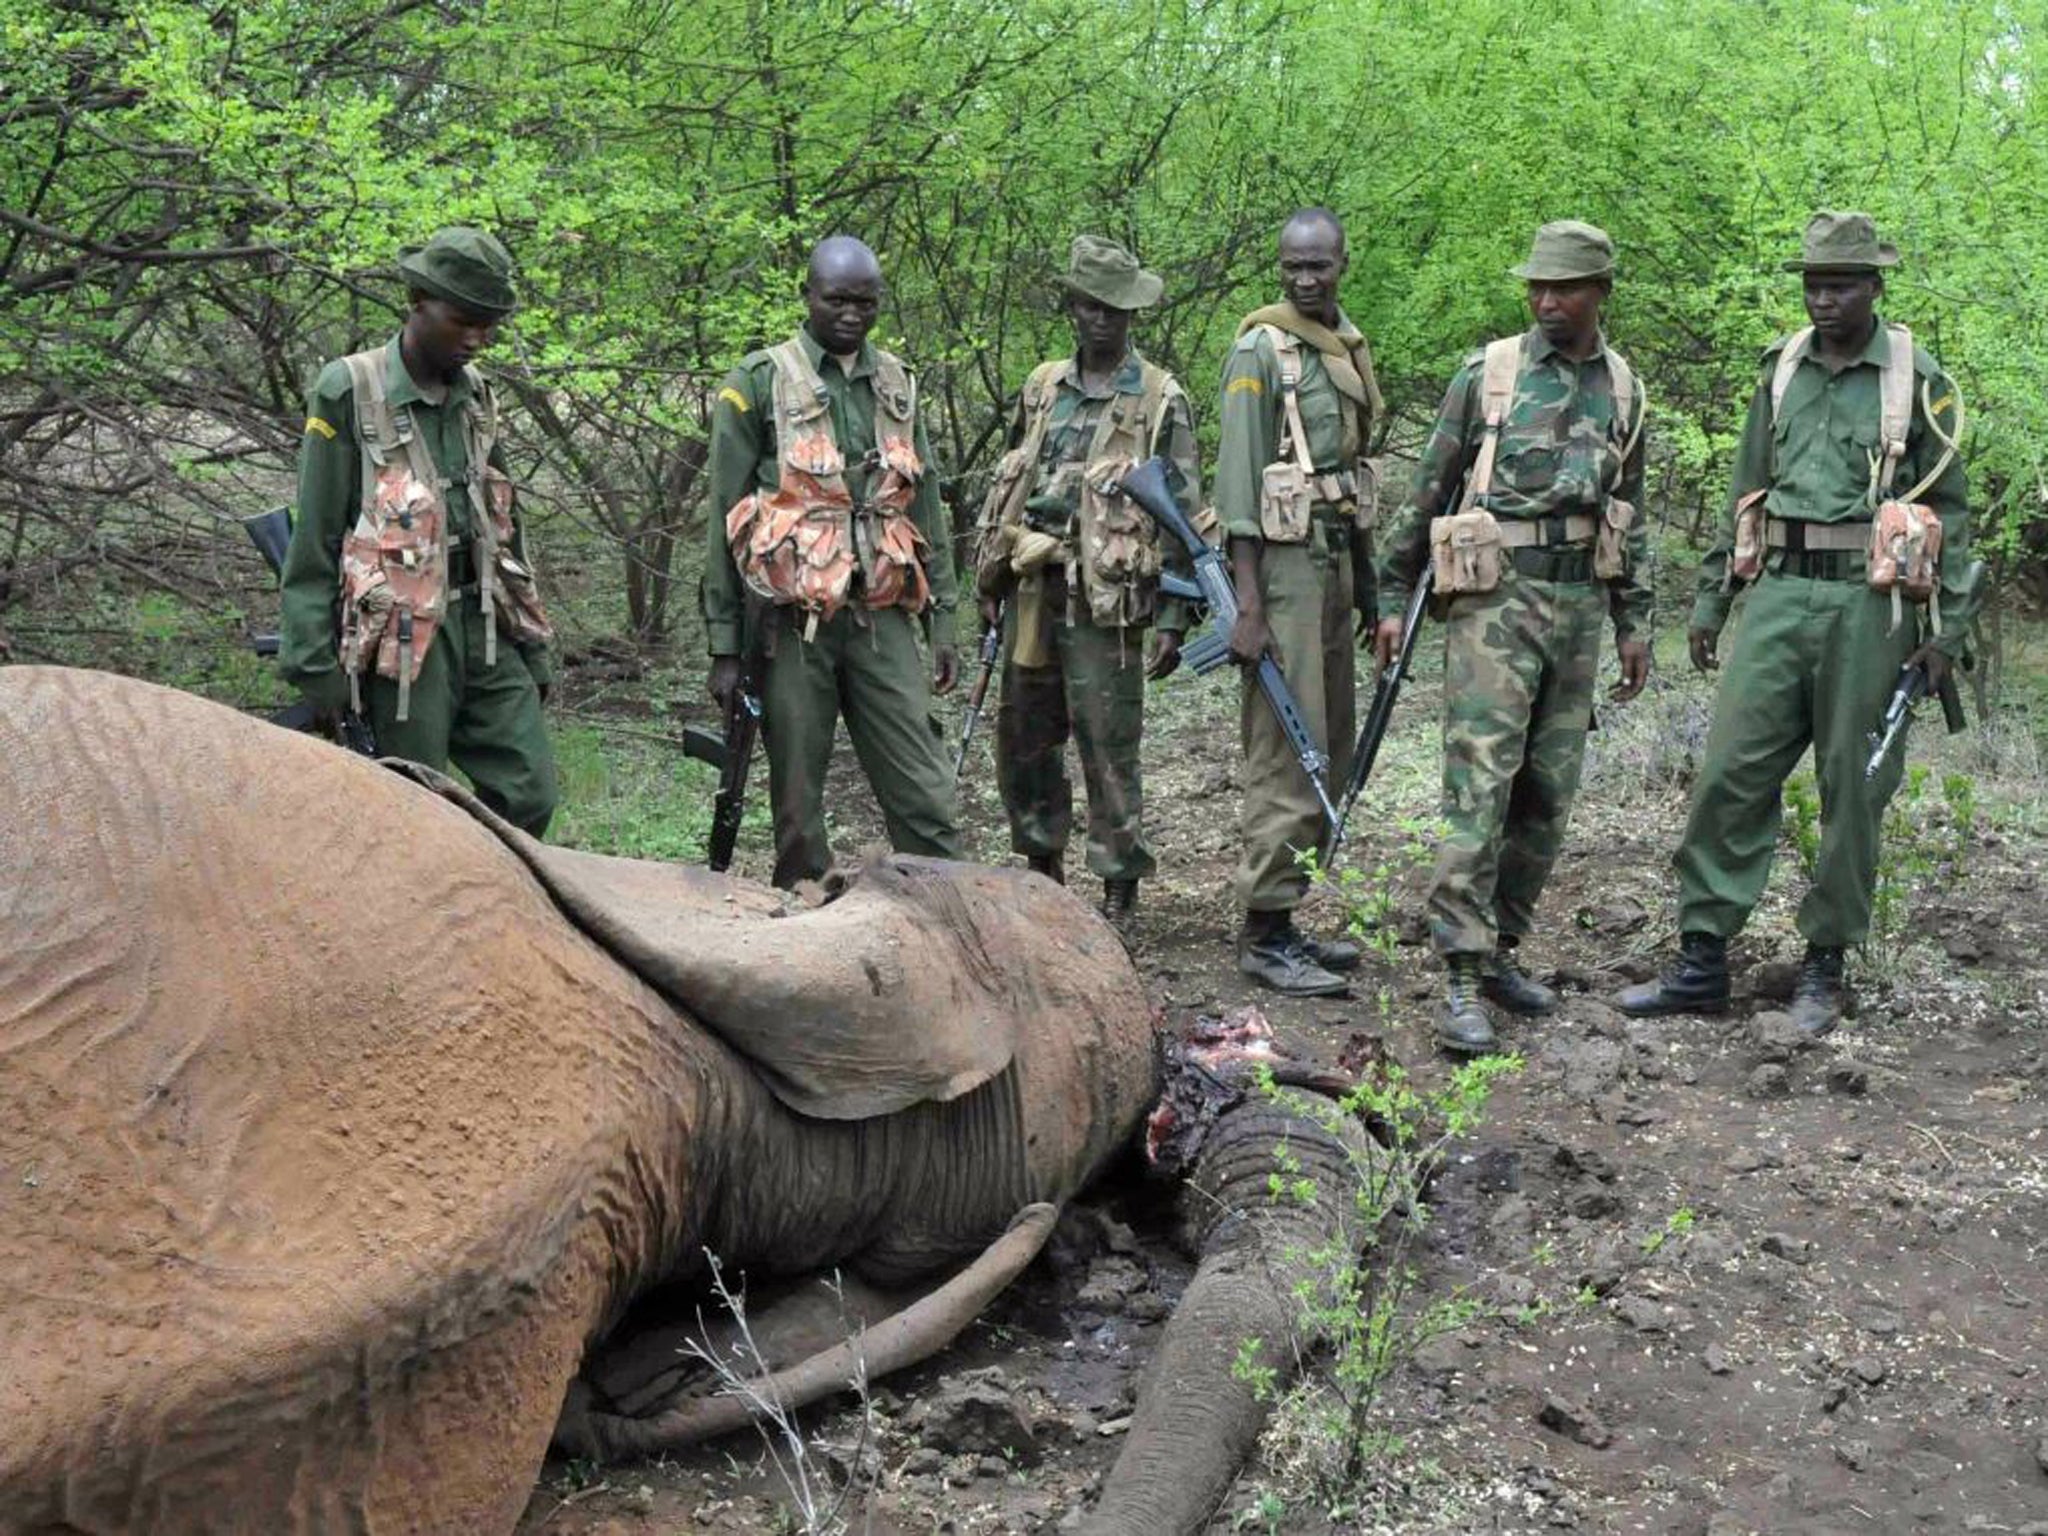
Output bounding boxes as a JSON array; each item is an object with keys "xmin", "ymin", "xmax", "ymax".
[{"xmin": 0, "ymin": 667, "xmax": 1372, "ymax": 1535}]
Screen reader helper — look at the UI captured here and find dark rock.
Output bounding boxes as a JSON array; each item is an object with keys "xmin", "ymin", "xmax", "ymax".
[
  {"xmin": 1826, "ymin": 1061, "xmax": 1870, "ymax": 1096},
  {"xmin": 1475, "ymin": 1146, "xmax": 1523, "ymax": 1193},
  {"xmin": 1703, "ymin": 1342, "xmax": 1733, "ymax": 1375},
  {"xmin": 1123, "ymin": 1290, "xmax": 1173, "ymax": 1323},
  {"xmin": 2033, "ymin": 1434, "xmax": 2048, "ymax": 1477},
  {"xmin": 1760, "ymin": 1231, "xmax": 1813, "ymax": 1265},
  {"xmin": 1557, "ymin": 1037, "xmax": 1627, "ymax": 1100},
  {"xmin": 918, "ymin": 1377, "xmax": 1042, "ymax": 1465},
  {"xmin": 1745, "ymin": 1064, "xmax": 1792, "ymax": 1099},
  {"xmin": 1859, "ymin": 1309, "xmax": 1903, "ymax": 1338},
  {"xmin": 976, "ymin": 1455, "xmax": 1011, "ymax": 1479},
  {"xmin": 1846, "ymin": 1355, "xmax": 1887, "ymax": 1386},
  {"xmin": 1747, "ymin": 1011, "xmax": 1811, "ymax": 1063},
  {"xmin": 1578, "ymin": 1237, "xmax": 1636, "ymax": 1296},
  {"xmin": 1491, "ymin": 1273, "xmax": 1539, "ymax": 1308},
  {"xmin": 1725, "ymin": 1146, "xmax": 1783, "ymax": 1175},
  {"xmin": 1834, "ymin": 1438, "xmax": 1872, "ymax": 1472},
  {"xmin": 1612, "ymin": 1294, "xmax": 1667, "ymax": 1333},
  {"xmin": 1817, "ymin": 1381, "xmax": 1848, "ymax": 1413},
  {"xmin": 1537, "ymin": 1392, "xmax": 1613, "ymax": 1449},
  {"xmin": 1750, "ymin": 961, "xmax": 1799, "ymax": 1002},
  {"xmin": 902, "ymin": 1447, "xmax": 945, "ymax": 1476},
  {"xmin": 1552, "ymin": 1143, "xmax": 1620, "ymax": 1183},
  {"xmin": 1681, "ymin": 1229, "xmax": 1739, "ymax": 1268},
  {"xmin": 1578, "ymin": 895, "xmax": 1647, "ymax": 937},
  {"xmin": 1412, "ymin": 1333, "xmax": 1469, "ymax": 1381},
  {"xmin": 1569, "ymin": 1187, "xmax": 1625, "ymax": 1221}
]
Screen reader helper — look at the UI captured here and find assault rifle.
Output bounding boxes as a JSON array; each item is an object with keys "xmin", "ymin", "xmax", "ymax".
[
  {"xmin": 682, "ymin": 610, "xmax": 768, "ymax": 873},
  {"xmin": 1324, "ymin": 565, "xmax": 1434, "ymax": 862},
  {"xmin": 954, "ymin": 600, "xmax": 1004, "ymax": 779},
  {"xmin": 1122, "ymin": 457, "xmax": 1341, "ymax": 838},
  {"xmin": 241, "ymin": 507, "xmax": 379, "ymax": 757},
  {"xmin": 1863, "ymin": 559, "xmax": 1983, "ymax": 781}
]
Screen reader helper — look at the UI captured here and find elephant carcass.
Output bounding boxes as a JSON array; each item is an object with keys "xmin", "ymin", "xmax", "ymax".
[{"xmin": 0, "ymin": 666, "xmax": 1156, "ymax": 1534}]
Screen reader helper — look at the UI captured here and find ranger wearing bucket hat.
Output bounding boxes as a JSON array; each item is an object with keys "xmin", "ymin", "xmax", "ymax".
[
  {"xmin": 971, "ymin": 235, "xmax": 1208, "ymax": 923},
  {"xmin": 1620, "ymin": 211, "xmax": 1973, "ymax": 1036},
  {"xmin": 1377, "ymin": 219, "xmax": 1652, "ymax": 1052},
  {"xmin": 1215, "ymin": 208, "xmax": 1385, "ymax": 995},
  {"xmin": 279, "ymin": 225, "xmax": 559, "ymax": 835}
]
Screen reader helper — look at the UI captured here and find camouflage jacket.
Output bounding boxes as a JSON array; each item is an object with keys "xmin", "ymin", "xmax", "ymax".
[
  {"xmin": 1690, "ymin": 320, "xmax": 1971, "ymax": 653},
  {"xmin": 1379, "ymin": 327, "xmax": 1651, "ymax": 639},
  {"xmin": 1003, "ymin": 350, "xmax": 1204, "ymax": 632}
]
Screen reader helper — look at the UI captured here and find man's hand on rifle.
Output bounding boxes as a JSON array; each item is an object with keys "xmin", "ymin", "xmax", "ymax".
[
  {"xmin": 1146, "ymin": 628, "xmax": 1182, "ymax": 681},
  {"xmin": 1229, "ymin": 608, "xmax": 1275, "ymax": 668},
  {"xmin": 1610, "ymin": 636, "xmax": 1651, "ymax": 702},
  {"xmin": 1905, "ymin": 642, "xmax": 1951, "ymax": 693},
  {"xmin": 978, "ymin": 596, "xmax": 1002, "ymax": 630},
  {"xmin": 1371, "ymin": 615, "xmax": 1404, "ymax": 674},
  {"xmin": 1688, "ymin": 625, "xmax": 1721, "ymax": 673},
  {"xmin": 709, "ymin": 654, "xmax": 741, "ymax": 712},
  {"xmin": 932, "ymin": 645, "xmax": 959, "ymax": 695}
]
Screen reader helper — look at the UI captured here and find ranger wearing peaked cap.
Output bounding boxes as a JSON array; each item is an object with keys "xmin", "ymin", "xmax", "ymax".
[{"xmin": 398, "ymin": 226, "xmax": 520, "ymax": 317}]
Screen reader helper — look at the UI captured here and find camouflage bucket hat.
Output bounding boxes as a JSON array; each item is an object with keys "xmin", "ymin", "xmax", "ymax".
[
  {"xmin": 1510, "ymin": 220, "xmax": 1615, "ymax": 282},
  {"xmin": 397, "ymin": 227, "xmax": 518, "ymax": 317},
  {"xmin": 1059, "ymin": 235, "xmax": 1163, "ymax": 311},
  {"xmin": 1782, "ymin": 210, "xmax": 1899, "ymax": 273}
]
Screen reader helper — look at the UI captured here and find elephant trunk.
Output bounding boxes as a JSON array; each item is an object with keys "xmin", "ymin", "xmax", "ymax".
[{"xmin": 1078, "ymin": 1098, "xmax": 1374, "ymax": 1536}]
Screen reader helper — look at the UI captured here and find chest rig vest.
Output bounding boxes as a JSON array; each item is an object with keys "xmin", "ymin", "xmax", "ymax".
[
  {"xmin": 334, "ymin": 348, "xmax": 552, "ymax": 720},
  {"xmin": 725, "ymin": 339, "xmax": 930, "ymax": 641}
]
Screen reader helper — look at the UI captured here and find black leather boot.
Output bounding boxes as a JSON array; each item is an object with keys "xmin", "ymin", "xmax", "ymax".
[
  {"xmin": 1101, "ymin": 878, "xmax": 1138, "ymax": 925},
  {"xmin": 1438, "ymin": 955, "xmax": 1498, "ymax": 1055},
  {"xmin": 1481, "ymin": 938, "xmax": 1558, "ymax": 1016},
  {"xmin": 1239, "ymin": 912, "xmax": 1348, "ymax": 998},
  {"xmin": 1027, "ymin": 852, "xmax": 1064, "ymax": 886},
  {"xmin": 1296, "ymin": 930, "xmax": 1362, "ymax": 974},
  {"xmin": 1616, "ymin": 932, "xmax": 1731, "ymax": 1016},
  {"xmin": 1789, "ymin": 944, "xmax": 1845, "ymax": 1037}
]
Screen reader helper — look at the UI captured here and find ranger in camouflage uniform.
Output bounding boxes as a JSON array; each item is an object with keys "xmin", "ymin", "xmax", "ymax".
[
  {"xmin": 1377, "ymin": 221, "xmax": 1651, "ymax": 1053},
  {"xmin": 1620, "ymin": 212, "xmax": 1972, "ymax": 1036},
  {"xmin": 1216, "ymin": 208, "xmax": 1384, "ymax": 996},
  {"xmin": 975, "ymin": 236, "xmax": 1206, "ymax": 920}
]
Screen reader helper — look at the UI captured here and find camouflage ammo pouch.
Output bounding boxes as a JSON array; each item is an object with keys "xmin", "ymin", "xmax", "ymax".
[
  {"xmin": 1257, "ymin": 330, "xmax": 1316, "ymax": 545},
  {"xmin": 334, "ymin": 347, "xmax": 546, "ymax": 721},
  {"xmin": 974, "ymin": 361, "xmax": 1063, "ymax": 600},
  {"xmin": 728, "ymin": 338, "xmax": 928, "ymax": 641},
  {"xmin": 1430, "ymin": 508, "xmax": 1505, "ymax": 595},
  {"xmin": 1073, "ymin": 363, "xmax": 1174, "ymax": 627},
  {"xmin": 1595, "ymin": 497, "xmax": 1637, "ymax": 581},
  {"xmin": 1869, "ymin": 500, "xmax": 1944, "ymax": 633},
  {"xmin": 1729, "ymin": 489, "xmax": 1769, "ymax": 584}
]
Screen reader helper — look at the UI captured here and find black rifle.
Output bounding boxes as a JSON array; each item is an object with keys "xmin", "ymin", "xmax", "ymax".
[
  {"xmin": 681, "ymin": 612, "xmax": 768, "ymax": 873},
  {"xmin": 1863, "ymin": 559, "xmax": 1983, "ymax": 780},
  {"xmin": 954, "ymin": 601, "xmax": 1004, "ymax": 779},
  {"xmin": 1325, "ymin": 565, "xmax": 1434, "ymax": 861},
  {"xmin": 1122, "ymin": 457, "xmax": 1340, "ymax": 838},
  {"xmin": 241, "ymin": 507, "xmax": 379, "ymax": 757}
]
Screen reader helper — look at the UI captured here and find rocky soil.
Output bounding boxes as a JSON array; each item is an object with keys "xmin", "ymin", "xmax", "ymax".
[{"xmin": 522, "ymin": 643, "xmax": 2048, "ymax": 1535}]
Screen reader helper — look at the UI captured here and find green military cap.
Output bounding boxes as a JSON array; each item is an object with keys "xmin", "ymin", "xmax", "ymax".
[
  {"xmin": 1059, "ymin": 234, "xmax": 1163, "ymax": 311},
  {"xmin": 1510, "ymin": 220, "xmax": 1616, "ymax": 282},
  {"xmin": 1782, "ymin": 210, "xmax": 1899, "ymax": 273},
  {"xmin": 397, "ymin": 226, "xmax": 518, "ymax": 318}
]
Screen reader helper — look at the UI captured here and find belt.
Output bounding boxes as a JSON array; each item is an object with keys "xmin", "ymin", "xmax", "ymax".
[
  {"xmin": 1765, "ymin": 516, "xmax": 1867, "ymax": 552},
  {"xmin": 1509, "ymin": 545, "xmax": 1595, "ymax": 583},
  {"xmin": 1776, "ymin": 550, "xmax": 1858, "ymax": 581},
  {"xmin": 1494, "ymin": 512, "xmax": 1597, "ymax": 549}
]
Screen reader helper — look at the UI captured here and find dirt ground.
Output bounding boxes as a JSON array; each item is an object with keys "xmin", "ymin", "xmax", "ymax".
[{"xmin": 521, "ymin": 641, "xmax": 2048, "ymax": 1536}]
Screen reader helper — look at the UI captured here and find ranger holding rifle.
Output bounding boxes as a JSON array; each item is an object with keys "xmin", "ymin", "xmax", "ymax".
[
  {"xmin": 1377, "ymin": 221, "xmax": 1651, "ymax": 1054},
  {"xmin": 971, "ymin": 236, "xmax": 1206, "ymax": 923},
  {"xmin": 1622, "ymin": 213, "xmax": 1974, "ymax": 1037},
  {"xmin": 1215, "ymin": 208, "xmax": 1385, "ymax": 996}
]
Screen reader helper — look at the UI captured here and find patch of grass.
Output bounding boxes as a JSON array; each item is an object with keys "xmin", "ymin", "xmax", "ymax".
[{"xmin": 548, "ymin": 722, "xmax": 768, "ymax": 863}]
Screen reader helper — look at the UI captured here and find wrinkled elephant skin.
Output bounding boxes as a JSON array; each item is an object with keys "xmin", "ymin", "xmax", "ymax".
[{"xmin": 0, "ymin": 667, "xmax": 1156, "ymax": 1534}]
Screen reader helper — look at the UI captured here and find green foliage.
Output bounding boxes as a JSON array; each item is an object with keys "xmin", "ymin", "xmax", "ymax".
[
  {"xmin": 547, "ymin": 722, "xmax": 768, "ymax": 863},
  {"xmin": 1639, "ymin": 1206, "xmax": 1696, "ymax": 1257},
  {"xmin": 1783, "ymin": 770, "xmax": 1823, "ymax": 880}
]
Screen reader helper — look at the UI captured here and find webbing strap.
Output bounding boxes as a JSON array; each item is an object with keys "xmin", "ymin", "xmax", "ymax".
[
  {"xmin": 1461, "ymin": 335, "xmax": 1522, "ymax": 511},
  {"xmin": 1604, "ymin": 346, "xmax": 1646, "ymax": 492},
  {"xmin": 1770, "ymin": 324, "xmax": 1924, "ymax": 504},
  {"xmin": 1264, "ymin": 327, "xmax": 1316, "ymax": 478},
  {"xmin": 1899, "ymin": 377, "xmax": 1963, "ymax": 504}
]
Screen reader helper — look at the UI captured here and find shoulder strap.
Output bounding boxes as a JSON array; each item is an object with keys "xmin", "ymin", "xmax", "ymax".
[
  {"xmin": 870, "ymin": 347, "xmax": 916, "ymax": 434},
  {"xmin": 1603, "ymin": 345, "xmax": 1646, "ymax": 492},
  {"xmin": 339, "ymin": 348, "xmax": 399, "ymax": 464},
  {"xmin": 1462, "ymin": 335, "xmax": 1523, "ymax": 508},
  {"xmin": 1769, "ymin": 328, "xmax": 1813, "ymax": 424},
  {"xmin": 1262, "ymin": 325, "xmax": 1315, "ymax": 476},
  {"xmin": 1138, "ymin": 362, "xmax": 1174, "ymax": 458},
  {"xmin": 1875, "ymin": 323, "xmax": 1914, "ymax": 496}
]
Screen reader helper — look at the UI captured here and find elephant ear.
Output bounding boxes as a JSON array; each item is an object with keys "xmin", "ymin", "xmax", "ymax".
[{"xmin": 393, "ymin": 766, "xmax": 1039, "ymax": 1118}]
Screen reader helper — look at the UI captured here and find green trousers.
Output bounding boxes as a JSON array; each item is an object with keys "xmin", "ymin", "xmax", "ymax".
[
  {"xmin": 761, "ymin": 603, "xmax": 963, "ymax": 889},
  {"xmin": 1235, "ymin": 528, "xmax": 1356, "ymax": 912},
  {"xmin": 994, "ymin": 596, "xmax": 1154, "ymax": 882},
  {"xmin": 1675, "ymin": 571, "xmax": 1917, "ymax": 946},
  {"xmin": 1428, "ymin": 572, "xmax": 1606, "ymax": 957},
  {"xmin": 365, "ymin": 596, "xmax": 558, "ymax": 837}
]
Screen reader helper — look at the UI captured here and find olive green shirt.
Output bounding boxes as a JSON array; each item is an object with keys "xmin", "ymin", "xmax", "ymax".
[
  {"xmin": 1213, "ymin": 312, "xmax": 1372, "ymax": 542},
  {"xmin": 1691, "ymin": 320, "xmax": 1971, "ymax": 650},
  {"xmin": 1003, "ymin": 349, "xmax": 1204, "ymax": 632},
  {"xmin": 1379, "ymin": 328, "xmax": 1652, "ymax": 639},
  {"xmin": 703, "ymin": 328, "xmax": 955, "ymax": 657},
  {"xmin": 279, "ymin": 334, "xmax": 547, "ymax": 711}
]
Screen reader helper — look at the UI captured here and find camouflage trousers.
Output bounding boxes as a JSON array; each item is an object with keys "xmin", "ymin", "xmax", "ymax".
[
  {"xmin": 1428, "ymin": 571, "xmax": 1606, "ymax": 957},
  {"xmin": 1675, "ymin": 571, "xmax": 1918, "ymax": 947},
  {"xmin": 994, "ymin": 589, "xmax": 1155, "ymax": 882},
  {"xmin": 1235, "ymin": 523, "xmax": 1357, "ymax": 911}
]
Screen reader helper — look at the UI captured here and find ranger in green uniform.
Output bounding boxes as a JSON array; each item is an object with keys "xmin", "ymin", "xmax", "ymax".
[
  {"xmin": 280, "ymin": 226, "xmax": 558, "ymax": 835},
  {"xmin": 974, "ymin": 236, "xmax": 1207, "ymax": 920},
  {"xmin": 1377, "ymin": 221, "xmax": 1651, "ymax": 1053},
  {"xmin": 1217, "ymin": 209, "xmax": 1383, "ymax": 996},
  {"xmin": 1621, "ymin": 212, "xmax": 1971, "ymax": 1036},
  {"xmin": 705, "ymin": 236, "xmax": 963, "ymax": 889}
]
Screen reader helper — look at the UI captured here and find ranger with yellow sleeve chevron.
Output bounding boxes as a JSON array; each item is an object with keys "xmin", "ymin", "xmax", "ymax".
[
  {"xmin": 1621, "ymin": 212, "xmax": 1973, "ymax": 1036},
  {"xmin": 279, "ymin": 226, "xmax": 558, "ymax": 835},
  {"xmin": 703, "ymin": 236, "xmax": 963, "ymax": 889}
]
